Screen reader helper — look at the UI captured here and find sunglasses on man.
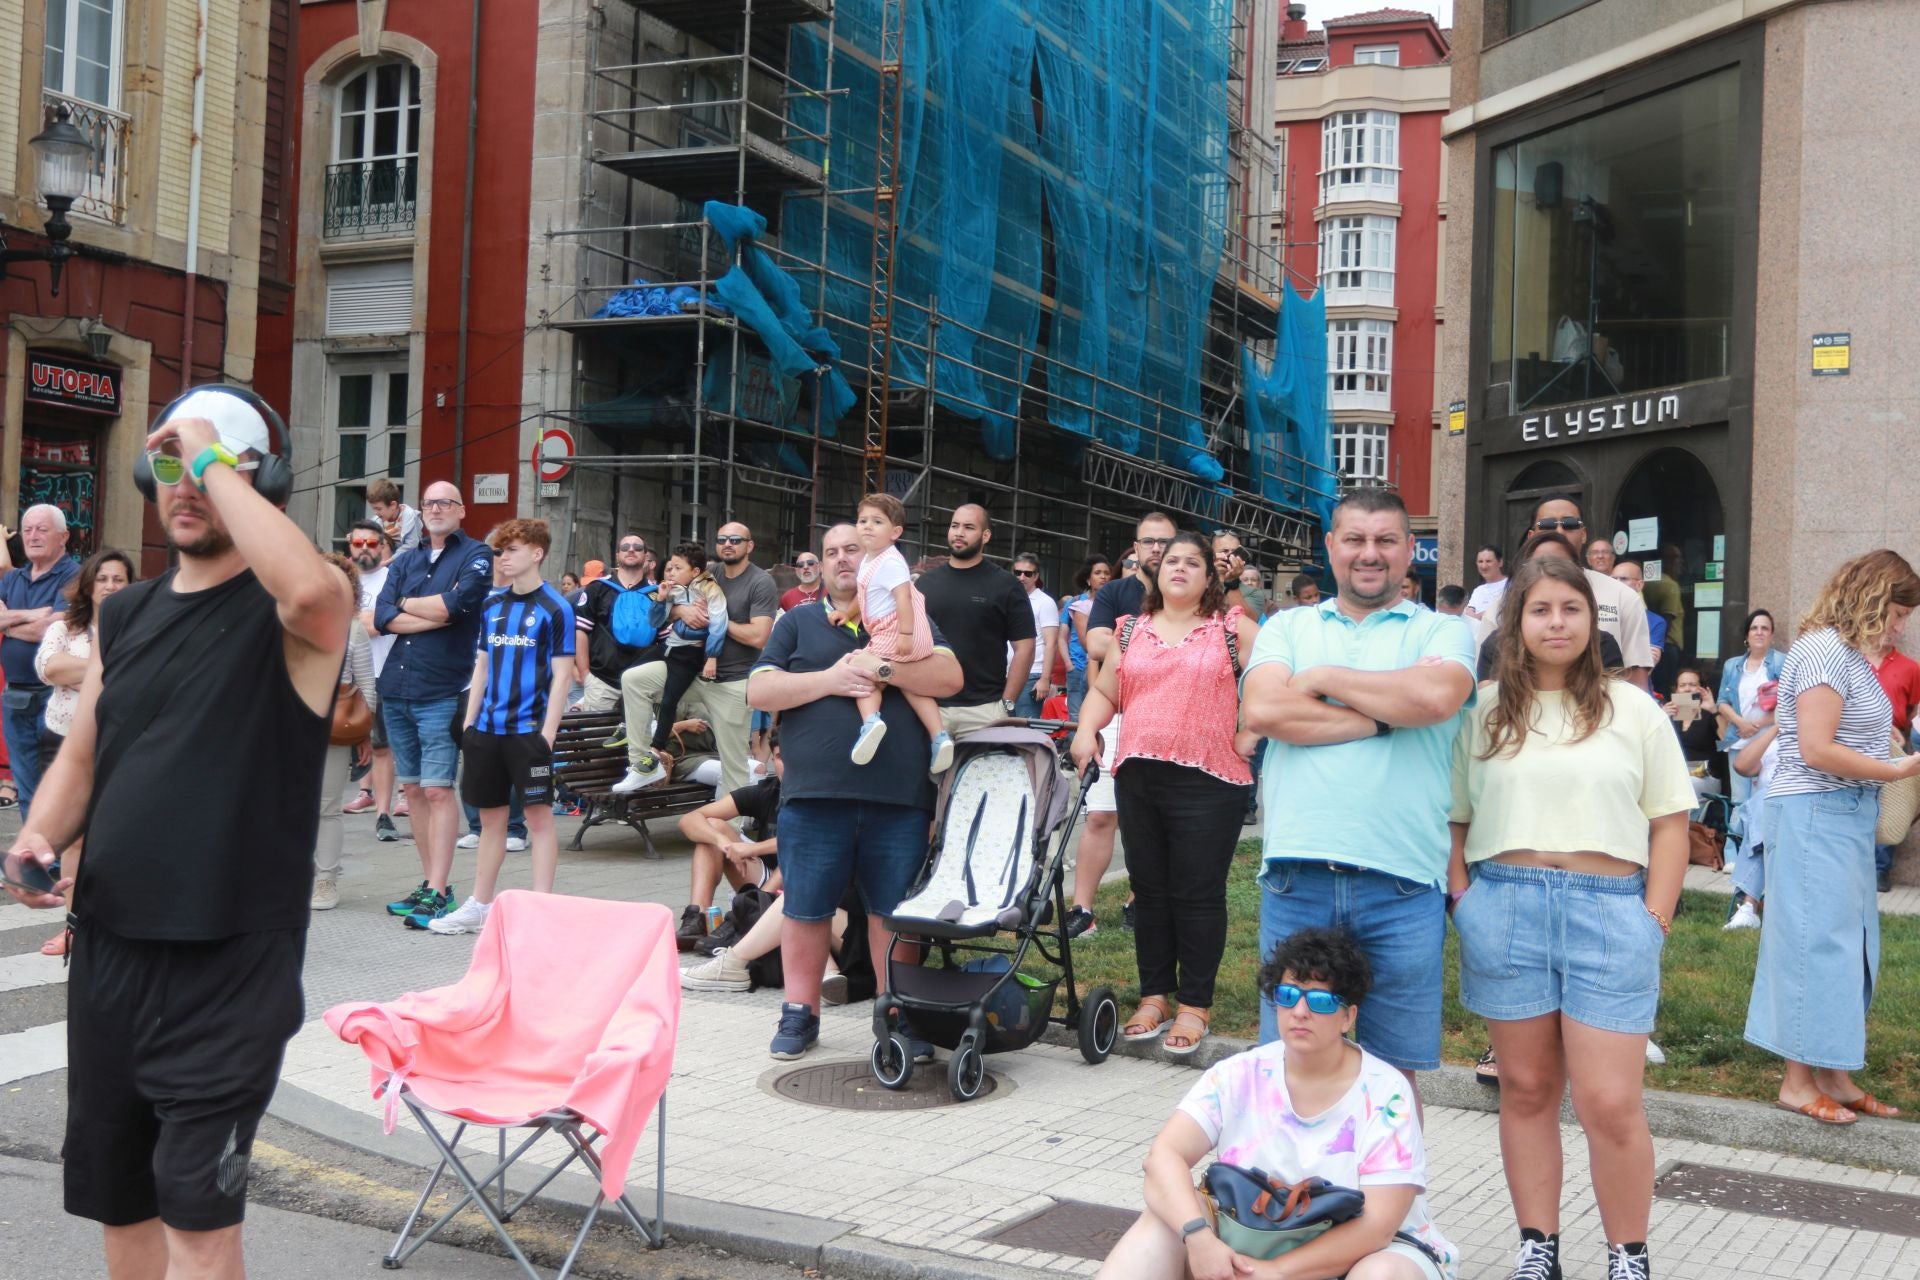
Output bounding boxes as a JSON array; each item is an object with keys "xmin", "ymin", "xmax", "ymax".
[
  {"xmin": 1533, "ymin": 516, "xmax": 1584, "ymax": 532},
  {"xmin": 715, "ymin": 534, "xmax": 749, "ymax": 546},
  {"xmin": 145, "ymin": 445, "xmax": 257, "ymax": 489}
]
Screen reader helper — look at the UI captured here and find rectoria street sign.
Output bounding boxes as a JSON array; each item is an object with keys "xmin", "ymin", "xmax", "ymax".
[
  {"xmin": 25, "ymin": 352, "xmax": 122, "ymax": 416},
  {"xmin": 1478, "ymin": 379, "xmax": 1729, "ymax": 456}
]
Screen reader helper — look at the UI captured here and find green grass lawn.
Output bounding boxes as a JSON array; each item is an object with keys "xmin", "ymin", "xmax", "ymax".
[{"xmin": 1048, "ymin": 841, "xmax": 1920, "ymax": 1116}]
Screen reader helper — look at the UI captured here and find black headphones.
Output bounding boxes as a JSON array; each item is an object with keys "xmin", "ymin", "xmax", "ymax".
[{"xmin": 134, "ymin": 384, "xmax": 294, "ymax": 506}]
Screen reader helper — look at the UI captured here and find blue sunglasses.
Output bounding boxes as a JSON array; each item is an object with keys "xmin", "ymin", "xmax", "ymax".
[{"xmin": 1273, "ymin": 984, "xmax": 1350, "ymax": 1015}]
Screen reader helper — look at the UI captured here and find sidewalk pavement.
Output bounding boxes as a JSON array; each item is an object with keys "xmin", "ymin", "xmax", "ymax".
[{"xmin": 8, "ymin": 806, "xmax": 1920, "ymax": 1279}]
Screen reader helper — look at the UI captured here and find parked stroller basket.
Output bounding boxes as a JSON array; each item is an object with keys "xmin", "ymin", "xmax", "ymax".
[{"xmin": 870, "ymin": 721, "xmax": 1119, "ymax": 1101}]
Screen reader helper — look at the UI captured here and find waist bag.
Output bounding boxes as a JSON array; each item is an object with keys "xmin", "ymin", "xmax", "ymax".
[{"xmin": 1198, "ymin": 1164, "xmax": 1364, "ymax": 1260}]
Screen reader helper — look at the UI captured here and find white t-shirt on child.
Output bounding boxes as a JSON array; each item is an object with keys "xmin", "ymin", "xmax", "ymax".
[
  {"xmin": 1176, "ymin": 1041, "xmax": 1459, "ymax": 1279},
  {"xmin": 862, "ymin": 546, "xmax": 910, "ymax": 622}
]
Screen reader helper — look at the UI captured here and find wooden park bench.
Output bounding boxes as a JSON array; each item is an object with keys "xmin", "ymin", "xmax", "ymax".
[{"xmin": 552, "ymin": 710, "xmax": 714, "ymax": 857}]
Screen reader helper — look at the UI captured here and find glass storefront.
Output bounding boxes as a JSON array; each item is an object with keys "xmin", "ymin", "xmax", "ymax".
[{"xmin": 1486, "ymin": 68, "xmax": 1740, "ymax": 412}]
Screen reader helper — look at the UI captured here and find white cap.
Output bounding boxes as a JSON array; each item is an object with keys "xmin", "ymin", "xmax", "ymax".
[{"xmin": 163, "ymin": 388, "xmax": 273, "ymax": 458}]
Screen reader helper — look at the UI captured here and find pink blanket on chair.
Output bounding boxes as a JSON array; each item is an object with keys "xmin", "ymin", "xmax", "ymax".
[{"xmin": 324, "ymin": 892, "xmax": 679, "ymax": 1198}]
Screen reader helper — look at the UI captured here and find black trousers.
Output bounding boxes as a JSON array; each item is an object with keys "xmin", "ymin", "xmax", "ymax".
[
  {"xmin": 651, "ymin": 645, "xmax": 707, "ymax": 751},
  {"xmin": 1114, "ymin": 758, "xmax": 1251, "ymax": 1008}
]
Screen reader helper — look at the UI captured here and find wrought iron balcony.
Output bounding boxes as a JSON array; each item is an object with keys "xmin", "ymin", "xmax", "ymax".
[
  {"xmin": 323, "ymin": 160, "xmax": 417, "ymax": 238},
  {"xmin": 42, "ymin": 91, "xmax": 129, "ymax": 224}
]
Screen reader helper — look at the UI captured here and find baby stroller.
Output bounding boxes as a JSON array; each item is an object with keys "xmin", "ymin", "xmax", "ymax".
[{"xmin": 870, "ymin": 721, "xmax": 1119, "ymax": 1100}]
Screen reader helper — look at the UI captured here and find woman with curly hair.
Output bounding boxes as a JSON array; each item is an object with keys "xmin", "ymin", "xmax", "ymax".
[
  {"xmin": 1447, "ymin": 555, "xmax": 1694, "ymax": 1280},
  {"xmin": 1745, "ymin": 549, "xmax": 1920, "ymax": 1126}
]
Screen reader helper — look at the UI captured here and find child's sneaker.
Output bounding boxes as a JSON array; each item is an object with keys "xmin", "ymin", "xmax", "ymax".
[
  {"xmin": 929, "ymin": 731, "xmax": 954, "ymax": 774},
  {"xmin": 402, "ymin": 886, "xmax": 457, "ymax": 930},
  {"xmin": 850, "ymin": 713, "xmax": 888, "ymax": 765},
  {"xmin": 386, "ymin": 881, "xmax": 431, "ymax": 917}
]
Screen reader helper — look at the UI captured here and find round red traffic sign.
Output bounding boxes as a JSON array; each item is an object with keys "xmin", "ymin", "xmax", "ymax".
[{"xmin": 533, "ymin": 427, "xmax": 573, "ymax": 483}]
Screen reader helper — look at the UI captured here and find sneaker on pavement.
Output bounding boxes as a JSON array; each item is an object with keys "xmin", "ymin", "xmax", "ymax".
[
  {"xmin": 896, "ymin": 1015, "xmax": 935, "ymax": 1063},
  {"xmin": 929, "ymin": 731, "xmax": 954, "ymax": 774},
  {"xmin": 393, "ymin": 798, "xmax": 410, "ymax": 818},
  {"xmin": 375, "ymin": 813, "xmax": 400, "ymax": 842},
  {"xmin": 403, "ymin": 886, "xmax": 458, "ymax": 930},
  {"xmin": 427, "ymin": 897, "xmax": 492, "ymax": 935},
  {"xmin": 310, "ymin": 875, "xmax": 340, "ymax": 911},
  {"xmin": 1063, "ymin": 906, "xmax": 1098, "ymax": 939},
  {"xmin": 681, "ymin": 948, "xmax": 750, "ymax": 992},
  {"xmin": 611, "ymin": 755, "xmax": 667, "ymax": 794},
  {"xmin": 386, "ymin": 881, "xmax": 431, "ymax": 917},
  {"xmin": 505, "ymin": 835, "xmax": 528, "ymax": 852},
  {"xmin": 675, "ymin": 904, "xmax": 708, "ymax": 953},
  {"xmin": 603, "ymin": 724, "xmax": 630, "ymax": 750},
  {"xmin": 342, "ymin": 789, "xmax": 377, "ymax": 815},
  {"xmin": 1644, "ymin": 1040, "xmax": 1666, "ymax": 1066},
  {"xmin": 1724, "ymin": 900, "xmax": 1761, "ymax": 930},
  {"xmin": 850, "ymin": 712, "xmax": 887, "ymax": 765},
  {"xmin": 456, "ymin": 832, "xmax": 480, "ymax": 850},
  {"xmin": 820, "ymin": 969, "xmax": 849, "ymax": 1006},
  {"xmin": 1509, "ymin": 1233, "xmax": 1562, "ymax": 1280},
  {"xmin": 769, "ymin": 1002, "xmax": 821, "ymax": 1060},
  {"xmin": 1606, "ymin": 1244, "xmax": 1650, "ymax": 1280}
]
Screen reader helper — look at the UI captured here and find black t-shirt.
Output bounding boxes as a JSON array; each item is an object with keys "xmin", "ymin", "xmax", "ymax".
[
  {"xmin": 730, "ymin": 775, "xmax": 782, "ymax": 839},
  {"xmin": 916, "ymin": 561, "xmax": 1035, "ymax": 706},
  {"xmin": 577, "ymin": 575, "xmax": 664, "ymax": 684},
  {"xmin": 1087, "ymin": 575, "xmax": 1149, "ymax": 635},
  {"xmin": 1476, "ymin": 629, "xmax": 1624, "ymax": 682},
  {"xmin": 1672, "ymin": 707, "xmax": 1718, "ymax": 761},
  {"xmin": 84, "ymin": 570, "xmax": 333, "ymax": 940},
  {"xmin": 751, "ymin": 602, "xmax": 947, "ymax": 811}
]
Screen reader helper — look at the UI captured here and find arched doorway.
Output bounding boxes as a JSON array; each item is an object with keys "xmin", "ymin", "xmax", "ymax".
[
  {"xmin": 1502, "ymin": 457, "xmax": 1583, "ymax": 558},
  {"xmin": 1610, "ymin": 446, "xmax": 1725, "ymax": 668}
]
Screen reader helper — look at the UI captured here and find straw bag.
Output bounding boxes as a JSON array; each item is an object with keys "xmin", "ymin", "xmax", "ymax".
[{"xmin": 1876, "ymin": 733, "xmax": 1920, "ymax": 845}]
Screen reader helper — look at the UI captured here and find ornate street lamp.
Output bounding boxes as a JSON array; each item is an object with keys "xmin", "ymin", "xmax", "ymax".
[{"xmin": 0, "ymin": 102, "xmax": 94, "ymax": 297}]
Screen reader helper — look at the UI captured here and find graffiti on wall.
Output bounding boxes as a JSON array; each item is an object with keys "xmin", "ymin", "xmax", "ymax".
[{"xmin": 20, "ymin": 468, "xmax": 97, "ymax": 557}]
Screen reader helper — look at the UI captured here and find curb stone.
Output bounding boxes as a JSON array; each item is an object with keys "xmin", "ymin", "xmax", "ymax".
[{"xmin": 1040, "ymin": 1025, "xmax": 1920, "ymax": 1173}]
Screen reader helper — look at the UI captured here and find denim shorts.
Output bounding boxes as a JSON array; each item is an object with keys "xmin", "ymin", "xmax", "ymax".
[
  {"xmin": 1453, "ymin": 860, "xmax": 1665, "ymax": 1035},
  {"xmin": 1258, "ymin": 860, "xmax": 1446, "ymax": 1071},
  {"xmin": 382, "ymin": 694, "xmax": 464, "ymax": 789},
  {"xmin": 775, "ymin": 798, "xmax": 932, "ymax": 923}
]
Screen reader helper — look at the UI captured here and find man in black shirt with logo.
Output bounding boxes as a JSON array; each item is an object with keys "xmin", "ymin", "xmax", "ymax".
[
  {"xmin": 915, "ymin": 504, "xmax": 1035, "ymax": 739},
  {"xmin": 5, "ymin": 388, "xmax": 352, "ymax": 1278},
  {"xmin": 571, "ymin": 530, "xmax": 662, "ymax": 713}
]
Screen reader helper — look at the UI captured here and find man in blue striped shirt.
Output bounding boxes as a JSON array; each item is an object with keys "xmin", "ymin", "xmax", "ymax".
[{"xmin": 426, "ymin": 520, "xmax": 576, "ymax": 935}]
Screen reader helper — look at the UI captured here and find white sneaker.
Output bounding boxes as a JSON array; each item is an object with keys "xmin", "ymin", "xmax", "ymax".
[
  {"xmin": 427, "ymin": 897, "xmax": 492, "ymax": 935},
  {"xmin": 505, "ymin": 835, "xmax": 528, "ymax": 852},
  {"xmin": 1645, "ymin": 1040, "xmax": 1667, "ymax": 1066},
  {"xmin": 310, "ymin": 875, "xmax": 339, "ymax": 911},
  {"xmin": 456, "ymin": 833, "xmax": 480, "ymax": 849},
  {"xmin": 680, "ymin": 947, "xmax": 750, "ymax": 991},
  {"xmin": 1724, "ymin": 900, "xmax": 1761, "ymax": 930},
  {"xmin": 610, "ymin": 760, "xmax": 667, "ymax": 794}
]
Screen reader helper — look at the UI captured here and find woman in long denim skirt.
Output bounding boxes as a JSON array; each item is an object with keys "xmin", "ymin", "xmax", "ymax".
[{"xmin": 1745, "ymin": 549, "xmax": 1920, "ymax": 1125}]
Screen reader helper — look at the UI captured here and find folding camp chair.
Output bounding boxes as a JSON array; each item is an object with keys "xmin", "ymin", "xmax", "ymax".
[{"xmin": 326, "ymin": 893, "xmax": 680, "ymax": 1279}]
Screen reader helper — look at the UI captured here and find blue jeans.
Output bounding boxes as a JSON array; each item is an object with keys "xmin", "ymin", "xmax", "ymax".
[
  {"xmin": 774, "ymin": 798, "xmax": 931, "ymax": 922},
  {"xmin": 1258, "ymin": 860, "xmax": 1446, "ymax": 1070},
  {"xmin": 1065, "ymin": 668, "xmax": 1088, "ymax": 720},
  {"xmin": 464, "ymin": 789, "xmax": 528, "ymax": 840},
  {"xmin": 382, "ymin": 694, "xmax": 464, "ymax": 789},
  {"xmin": 2, "ymin": 685, "xmax": 51, "ymax": 820},
  {"xmin": 1013, "ymin": 682, "xmax": 1047, "ymax": 719},
  {"xmin": 1875, "ymin": 844, "xmax": 1894, "ymax": 876}
]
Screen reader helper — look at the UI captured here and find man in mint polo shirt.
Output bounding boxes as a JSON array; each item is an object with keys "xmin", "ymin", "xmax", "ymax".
[{"xmin": 1242, "ymin": 488, "xmax": 1476, "ymax": 1090}]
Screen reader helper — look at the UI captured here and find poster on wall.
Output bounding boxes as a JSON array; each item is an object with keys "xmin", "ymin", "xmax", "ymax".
[
  {"xmin": 1696, "ymin": 611, "xmax": 1722, "ymax": 661},
  {"xmin": 1627, "ymin": 517, "xmax": 1659, "ymax": 552},
  {"xmin": 1694, "ymin": 582, "xmax": 1725, "ymax": 610}
]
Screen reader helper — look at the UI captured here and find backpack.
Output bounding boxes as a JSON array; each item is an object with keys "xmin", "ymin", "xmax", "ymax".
[{"xmin": 608, "ymin": 583, "xmax": 660, "ymax": 649}]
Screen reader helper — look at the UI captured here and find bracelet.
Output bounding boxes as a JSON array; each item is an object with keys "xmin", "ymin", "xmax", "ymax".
[{"xmin": 1645, "ymin": 904, "xmax": 1671, "ymax": 935}]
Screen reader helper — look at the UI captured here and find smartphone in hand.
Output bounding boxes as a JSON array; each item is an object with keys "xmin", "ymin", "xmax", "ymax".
[{"xmin": 1, "ymin": 852, "xmax": 61, "ymax": 898}]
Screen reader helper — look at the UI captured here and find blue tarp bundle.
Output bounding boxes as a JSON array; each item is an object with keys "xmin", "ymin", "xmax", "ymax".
[
  {"xmin": 1243, "ymin": 281, "xmax": 1336, "ymax": 529},
  {"xmin": 593, "ymin": 282, "xmax": 711, "ymax": 318}
]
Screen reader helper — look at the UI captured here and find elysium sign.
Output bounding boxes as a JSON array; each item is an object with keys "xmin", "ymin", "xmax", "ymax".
[{"xmin": 1481, "ymin": 381, "xmax": 1728, "ymax": 456}]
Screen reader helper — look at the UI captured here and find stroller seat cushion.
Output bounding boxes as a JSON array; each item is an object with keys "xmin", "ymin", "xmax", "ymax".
[{"xmin": 893, "ymin": 753, "xmax": 1036, "ymax": 931}]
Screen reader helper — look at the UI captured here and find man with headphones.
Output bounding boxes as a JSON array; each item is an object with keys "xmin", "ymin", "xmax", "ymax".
[{"xmin": 2, "ymin": 386, "xmax": 353, "ymax": 1278}]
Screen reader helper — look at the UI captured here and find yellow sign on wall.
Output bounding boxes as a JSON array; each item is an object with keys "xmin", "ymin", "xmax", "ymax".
[
  {"xmin": 1812, "ymin": 332, "xmax": 1851, "ymax": 375},
  {"xmin": 1446, "ymin": 400, "xmax": 1466, "ymax": 436}
]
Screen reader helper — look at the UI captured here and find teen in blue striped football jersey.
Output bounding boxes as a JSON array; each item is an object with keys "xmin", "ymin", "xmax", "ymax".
[{"xmin": 431, "ymin": 520, "xmax": 576, "ymax": 935}]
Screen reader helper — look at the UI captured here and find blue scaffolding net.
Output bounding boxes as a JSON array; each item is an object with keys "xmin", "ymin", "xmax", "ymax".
[
  {"xmin": 787, "ymin": 0, "xmax": 1235, "ymax": 481},
  {"xmin": 1243, "ymin": 281, "xmax": 1337, "ymax": 530}
]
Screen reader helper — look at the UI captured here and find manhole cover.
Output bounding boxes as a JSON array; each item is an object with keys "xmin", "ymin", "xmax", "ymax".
[
  {"xmin": 982, "ymin": 1198, "xmax": 1139, "ymax": 1260},
  {"xmin": 768, "ymin": 1058, "xmax": 999, "ymax": 1110},
  {"xmin": 1656, "ymin": 1162, "xmax": 1920, "ymax": 1239}
]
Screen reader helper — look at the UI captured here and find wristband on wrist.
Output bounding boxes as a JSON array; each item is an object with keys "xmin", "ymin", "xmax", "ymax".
[
  {"xmin": 188, "ymin": 442, "xmax": 240, "ymax": 488},
  {"xmin": 1179, "ymin": 1216, "xmax": 1211, "ymax": 1243},
  {"xmin": 1645, "ymin": 903, "xmax": 1671, "ymax": 935}
]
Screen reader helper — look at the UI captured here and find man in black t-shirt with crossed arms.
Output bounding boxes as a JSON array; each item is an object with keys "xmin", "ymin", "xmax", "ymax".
[{"xmin": 5, "ymin": 391, "xmax": 352, "ymax": 1279}]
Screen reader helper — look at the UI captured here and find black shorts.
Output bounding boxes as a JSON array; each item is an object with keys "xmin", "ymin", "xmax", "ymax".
[
  {"xmin": 461, "ymin": 728, "xmax": 555, "ymax": 808},
  {"xmin": 65, "ymin": 925, "xmax": 306, "ymax": 1230}
]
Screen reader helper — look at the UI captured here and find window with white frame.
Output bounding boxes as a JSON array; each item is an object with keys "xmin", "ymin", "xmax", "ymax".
[
  {"xmin": 1329, "ymin": 319, "xmax": 1392, "ymax": 410},
  {"xmin": 328, "ymin": 61, "xmax": 421, "ymax": 237},
  {"xmin": 43, "ymin": 0, "xmax": 129, "ymax": 223},
  {"xmin": 1320, "ymin": 109, "xmax": 1398, "ymax": 202},
  {"xmin": 1334, "ymin": 423, "xmax": 1390, "ymax": 488},
  {"xmin": 1320, "ymin": 214, "xmax": 1395, "ymax": 306},
  {"xmin": 329, "ymin": 361, "xmax": 411, "ymax": 549},
  {"xmin": 1354, "ymin": 45, "xmax": 1401, "ymax": 66}
]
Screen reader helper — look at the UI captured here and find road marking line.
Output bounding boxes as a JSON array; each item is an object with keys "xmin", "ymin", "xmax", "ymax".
[
  {"xmin": 0, "ymin": 949, "xmax": 68, "ymax": 994},
  {"xmin": 0, "ymin": 1020, "xmax": 65, "ymax": 1084}
]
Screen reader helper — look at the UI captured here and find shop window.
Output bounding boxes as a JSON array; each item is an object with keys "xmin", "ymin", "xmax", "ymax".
[
  {"xmin": 1320, "ymin": 110, "xmax": 1397, "ymax": 203},
  {"xmin": 1330, "ymin": 319, "xmax": 1392, "ymax": 411},
  {"xmin": 1334, "ymin": 423, "xmax": 1390, "ymax": 489},
  {"xmin": 329, "ymin": 361, "xmax": 410, "ymax": 549},
  {"xmin": 327, "ymin": 60, "xmax": 420, "ymax": 238},
  {"xmin": 1510, "ymin": 0, "xmax": 1596, "ymax": 38},
  {"xmin": 1612, "ymin": 446, "xmax": 1726, "ymax": 668},
  {"xmin": 1487, "ymin": 68, "xmax": 1739, "ymax": 411},
  {"xmin": 1354, "ymin": 45, "xmax": 1400, "ymax": 67},
  {"xmin": 1320, "ymin": 214, "xmax": 1395, "ymax": 306}
]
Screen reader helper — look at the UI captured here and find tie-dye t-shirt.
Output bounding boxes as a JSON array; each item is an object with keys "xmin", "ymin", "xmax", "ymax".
[{"xmin": 1176, "ymin": 1041, "xmax": 1459, "ymax": 1278}]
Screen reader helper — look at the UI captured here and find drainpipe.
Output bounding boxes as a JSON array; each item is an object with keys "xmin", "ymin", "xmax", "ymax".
[
  {"xmin": 452, "ymin": 0, "xmax": 481, "ymax": 487},
  {"xmin": 179, "ymin": 0, "xmax": 209, "ymax": 385}
]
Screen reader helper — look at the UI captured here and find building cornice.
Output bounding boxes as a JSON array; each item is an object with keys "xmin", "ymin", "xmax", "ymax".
[
  {"xmin": 1274, "ymin": 62, "xmax": 1453, "ymax": 123},
  {"xmin": 1315, "ymin": 199, "xmax": 1404, "ymax": 222}
]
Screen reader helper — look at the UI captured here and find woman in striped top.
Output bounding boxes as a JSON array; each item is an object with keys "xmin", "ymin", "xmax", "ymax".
[{"xmin": 1744, "ymin": 550, "xmax": 1920, "ymax": 1125}]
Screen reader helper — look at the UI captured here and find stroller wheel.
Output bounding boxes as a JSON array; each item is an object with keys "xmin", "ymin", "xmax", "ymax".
[
  {"xmin": 1079, "ymin": 986, "xmax": 1119, "ymax": 1064},
  {"xmin": 948, "ymin": 1037, "xmax": 985, "ymax": 1101},
  {"xmin": 871, "ymin": 1034, "xmax": 914, "ymax": 1090}
]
